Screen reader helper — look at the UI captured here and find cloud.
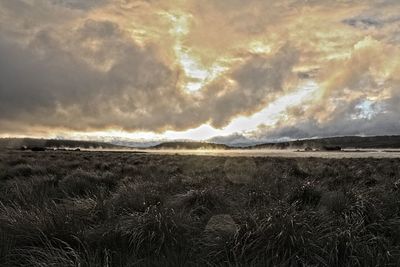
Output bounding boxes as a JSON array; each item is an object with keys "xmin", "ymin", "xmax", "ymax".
[
  {"xmin": 50, "ymin": 0, "xmax": 108, "ymax": 10},
  {"xmin": 0, "ymin": 18, "xmax": 174, "ymax": 132},
  {"xmin": 0, "ymin": 9, "xmax": 299, "ymax": 134},
  {"xmin": 250, "ymin": 112, "xmax": 400, "ymax": 142},
  {"xmin": 343, "ymin": 17, "xmax": 383, "ymax": 28},
  {"xmin": 0, "ymin": 0, "xmax": 399, "ymax": 140},
  {"xmin": 241, "ymin": 42, "xmax": 400, "ymax": 142}
]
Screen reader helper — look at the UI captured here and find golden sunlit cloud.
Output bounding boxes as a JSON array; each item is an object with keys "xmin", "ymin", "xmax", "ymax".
[
  {"xmin": 163, "ymin": 11, "xmax": 227, "ymax": 92},
  {"xmin": 0, "ymin": 0, "xmax": 399, "ymax": 144}
]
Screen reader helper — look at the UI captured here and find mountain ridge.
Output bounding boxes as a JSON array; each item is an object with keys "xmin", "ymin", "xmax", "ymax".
[
  {"xmin": 148, "ymin": 135, "xmax": 400, "ymax": 150},
  {"xmin": 0, "ymin": 138, "xmax": 126, "ymax": 149},
  {"xmin": 2, "ymin": 135, "xmax": 400, "ymax": 150},
  {"xmin": 247, "ymin": 135, "xmax": 400, "ymax": 149}
]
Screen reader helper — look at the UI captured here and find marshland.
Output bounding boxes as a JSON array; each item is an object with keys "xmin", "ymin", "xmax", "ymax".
[{"xmin": 1, "ymin": 150, "xmax": 400, "ymax": 266}]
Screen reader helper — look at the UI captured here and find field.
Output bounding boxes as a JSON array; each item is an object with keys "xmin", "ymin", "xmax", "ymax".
[{"xmin": 1, "ymin": 150, "xmax": 400, "ymax": 266}]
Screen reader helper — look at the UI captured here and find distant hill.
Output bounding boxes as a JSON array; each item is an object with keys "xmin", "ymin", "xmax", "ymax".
[
  {"xmin": 148, "ymin": 136, "xmax": 400, "ymax": 150},
  {"xmin": 249, "ymin": 135, "xmax": 400, "ymax": 150},
  {"xmin": 0, "ymin": 138, "xmax": 125, "ymax": 149},
  {"xmin": 2, "ymin": 135, "xmax": 400, "ymax": 151},
  {"xmin": 150, "ymin": 141, "xmax": 230, "ymax": 150}
]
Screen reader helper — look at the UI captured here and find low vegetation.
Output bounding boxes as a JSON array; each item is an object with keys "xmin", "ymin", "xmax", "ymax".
[{"xmin": 1, "ymin": 150, "xmax": 400, "ymax": 266}]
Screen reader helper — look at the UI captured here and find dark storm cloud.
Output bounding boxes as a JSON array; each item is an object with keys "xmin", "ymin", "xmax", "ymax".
[
  {"xmin": 0, "ymin": 19, "xmax": 174, "ymax": 132},
  {"xmin": 0, "ymin": 12, "xmax": 298, "ymax": 134}
]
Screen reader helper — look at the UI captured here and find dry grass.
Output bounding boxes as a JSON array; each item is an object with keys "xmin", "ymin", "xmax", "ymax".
[{"xmin": 0, "ymin": 150, "xmax": 400, "ymax": 266}]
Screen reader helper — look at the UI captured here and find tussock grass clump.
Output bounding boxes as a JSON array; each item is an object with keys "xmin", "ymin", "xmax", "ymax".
[
  {"xmin": 109, "ymin": 182, "xmax": 164, "ymax": 214},
  {"xmin": 90, "ymin": 207, "xmax": 198, "ymax": 266},
  {"xmin": 244, "ymin": 187, "xmax": 272, "ymax": 208},
  {"xmin": 168, "ymin": 188, "xmax": 229, "ymax": 217},
  {"xmin": 4, "ymin": 237, "xmax": 83, "ymax": 267},
  {"xmin": 6, "ymin": 157, "xmax": 29, "ymax": 166},
  {"xmin": 0, "ymin": 175, "xmax": 60, "ymax": 206},
  {"xmin": 319, "ymin": 190, "xmax": 350, "ymax": 214},
  {"xmin": 288, "ymin": 180, "xmax": 322, "ymax": 207},
  {"xmin": 123, "ymin": 207, "xmax": 195, "ymax": 257},
  {"xmin": 0, "ymin": 201, "xmax": 92, "ymax": 248},
  {"xmin": 59, "ymin": 169, "xmax": 116, "ymax": 197},
  {"xmin": 5, "ymin": 164, "xmax": 46, "ymax": 179},
  {"xmin": 59, "ymin": 169, "xmax": 99, "ymax": 197},
  {"xmin": 196, "ymin": 206, "xmax": 321, "ymax": 266}
]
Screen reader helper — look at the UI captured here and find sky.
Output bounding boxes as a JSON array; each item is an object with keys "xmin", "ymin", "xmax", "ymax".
[{"xmin": 0, "ymin": 0, "xmax": 399, "ymax": 144}]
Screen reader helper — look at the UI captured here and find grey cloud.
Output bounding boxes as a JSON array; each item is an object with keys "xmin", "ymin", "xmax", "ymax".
[
  {"xmin": 0, "ymin": 18, "xmax": 173, "ymax": 132},
  {"xmin": 0, "ymin": 0, "xmax": 80, "ymax": 44},
  {"xmin": 233, "ymin": 51, "xmax": 295, "ymax": 92},
  {"xmin": 212, "ymin": 81, "xmax": 400, "ymax": 144},
  {"xmin": 248, "ymin": 93, "xmax": 400, "ymax": 142},
  {"xmin": 4, "ymin": 0, "xmax": 399, "ymax": 139},
  {"xmin": 204, "ymin": 46, "xmax": 299, "ymax": 128},
  {"xmin": 343, "ymin": 17, "xmax": 383, "ymax": 29},
  {"xmin": 50, "ymin": 0, "xmax": 108, "ymax": 10},
  {"xmin": 0, "ymin": 13, "xmax": 299, "ymax": 134},
  {"xmin": 253, "ymin": 115, "xmax": 400, "ymax": 142},
  {"xmin": 297, "ymin": 69, "xmax": 319, "ymax": 80},
  {"xmin": 344, "ymin": 15, "xmax": 400, "ymax": 28},
  {"xmin": 342, "ymin": 13, "xmax": 400, "ymax": 30}
]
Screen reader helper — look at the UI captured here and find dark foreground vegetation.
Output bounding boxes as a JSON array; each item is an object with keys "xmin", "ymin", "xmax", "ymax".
[{"xmin": 1, "ymin": 151, "xmax": 400, "ymax": 266}]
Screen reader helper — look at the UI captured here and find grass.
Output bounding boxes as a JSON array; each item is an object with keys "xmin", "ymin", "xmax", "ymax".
[{"xmin": 0, "ymin": 150, "xmax": 400, "ymax": 266}]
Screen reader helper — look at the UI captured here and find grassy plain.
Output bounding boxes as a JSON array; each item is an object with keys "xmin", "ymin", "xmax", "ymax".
[{"xmin": 0, "ymin": 150, "xmax": 400, "ymax": 266}]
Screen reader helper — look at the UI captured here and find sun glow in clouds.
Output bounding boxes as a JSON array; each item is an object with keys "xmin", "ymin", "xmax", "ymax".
[
  {"xmin": 221, "ymin": 80, "xmax": 319, "ymax": 134},
  {"xmin": 65, "ymin": 80, "xmax": 319, "ymax": 142},
  {"xmin": 160, "ymin": 81, "xmax": 318, "ymax": 140},
  {"xmin": 249, "ymin": 41, "xmax": 272, "ymax": 54},
  {"xmin": 2, "ymin": 0, "xmax": 400, "ymax": 141},
  {"xmin": 164, "ymin": 12, "xmax": 226, "ymax": 92}
]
